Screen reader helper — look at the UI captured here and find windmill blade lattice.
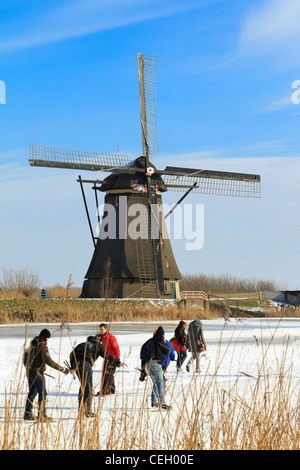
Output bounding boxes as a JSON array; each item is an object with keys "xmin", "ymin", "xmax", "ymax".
[
  {"xmin": 162, "ymin": 167, "xmax": 261, "ymax": 198},
  {"xmin": 29, "ymin": 142, "xmax": 131, "ymax": 172},
  {"xmin": 138, "ymin": 54, "xmax": 159, "ymax": 159}
]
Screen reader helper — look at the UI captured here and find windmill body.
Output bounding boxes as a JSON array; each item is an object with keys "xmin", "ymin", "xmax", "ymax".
[
  {"xmin": 29, "ymin": 54, "xmax": 261, "ymax": 299},
  {"xmin": 81, "ymin": 156, "xmax": 182, "ymax": 298}
]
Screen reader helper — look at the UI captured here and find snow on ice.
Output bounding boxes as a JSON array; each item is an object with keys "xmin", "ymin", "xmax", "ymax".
[{"xmin": 0, "ymin": 318, "xmax": 299, "ymax": 448}]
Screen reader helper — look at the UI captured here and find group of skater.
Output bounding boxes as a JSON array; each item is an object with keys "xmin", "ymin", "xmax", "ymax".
[{"xmin": 23, "ymin": 319, "xmax": 206, "ymax": 421}]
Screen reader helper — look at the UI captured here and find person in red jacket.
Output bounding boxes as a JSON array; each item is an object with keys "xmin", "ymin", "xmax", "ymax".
[{"xmin": 97, "ymin": 323, "xmax": 120, "ymax": 396}]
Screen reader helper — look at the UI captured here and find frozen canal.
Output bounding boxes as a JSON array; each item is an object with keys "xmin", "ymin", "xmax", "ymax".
[
  {"xmin": 1, "ymin": 317, "xmax": 300, "ymax": 382},
  {"xmin": 1, "ymin": 317, "xmax": 299, "ymax": 394}
]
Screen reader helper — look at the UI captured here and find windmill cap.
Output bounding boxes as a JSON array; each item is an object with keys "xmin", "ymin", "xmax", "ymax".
[{"xmin": 100, "ymin": 156, "xmax": 167, "ymax": 193}]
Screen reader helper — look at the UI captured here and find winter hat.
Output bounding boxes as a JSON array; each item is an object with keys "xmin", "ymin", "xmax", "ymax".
[
  {"xmin": 153, "ymin": 326, "xmax": 165, "ymax": 336},
  {"xmin": 87, "ymin": 336, "xmax": 97, "ymax": 343},
  {"xmin": 39, "ymin": 329, "xmax": 51, "ymax": 339}
]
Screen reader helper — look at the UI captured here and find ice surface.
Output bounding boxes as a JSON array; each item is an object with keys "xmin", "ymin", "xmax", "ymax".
[{"xmin": 0, "ymin": 318, "xmax": 299, "ymax": 449}]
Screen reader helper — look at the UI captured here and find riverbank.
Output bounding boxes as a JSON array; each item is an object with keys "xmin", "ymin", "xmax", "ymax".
[
  {"xmin": 0, "ymin": 297, "xmax": 299, "ymax": 325},
  {"xmin": 0, "ymin": 298, "xmax": 191, "ymax": 324}
]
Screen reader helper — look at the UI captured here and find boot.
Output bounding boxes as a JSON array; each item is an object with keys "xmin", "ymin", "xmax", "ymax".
[
  {"xmin": 24, "ymin": 412, "xmax": 37, "ymax": 421},
  {"xmin": 161, "ymin": 404, "xmax": 172, "ymax": 410},
  {"xmin": 38, "ymin": 402, "xmax": 53, "ymax": 422},
  {"xmin": 85, "ymin": 396, "xmax": 94, "ymax": 417}
]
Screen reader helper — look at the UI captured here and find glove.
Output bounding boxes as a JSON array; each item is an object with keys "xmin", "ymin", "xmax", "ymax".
[
  {"xmin": 62, "ymin": 367, "xmax": 70, "ymax": 375},
  {"xmin": 139, "ymin": 368, "xmax": 147, "ymax": 382}
]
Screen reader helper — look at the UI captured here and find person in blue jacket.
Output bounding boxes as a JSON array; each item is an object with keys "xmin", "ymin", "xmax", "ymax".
[{"xmin": 145, "ymin": 327, "xmax": 173, "ymax": 410}]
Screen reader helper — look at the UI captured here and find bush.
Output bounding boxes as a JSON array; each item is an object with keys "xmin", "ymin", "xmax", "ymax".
[
  {"xmin": 0, "ymin": 267, "xmax": 41, "ymax": 298},
  {"xmin": 179, "ymin": 272, "xmax": 279, "ymax": 293}
]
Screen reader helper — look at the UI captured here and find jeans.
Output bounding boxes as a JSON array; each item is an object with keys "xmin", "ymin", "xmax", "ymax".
[
  {"xmin": 24, "ymin": 372, "xmax": 47, "ymax": 418},
  {"xmin": 177, "ymin": 347, "xmax": 187, "ymax": 370},
  {"xmin": 149, "ymin": 363, "xmax": 165, "ymax": 406},
  {"xmin": 186, "ymin": 351, "xmax": 201, "ymax": 372},
  {"xmin": 76, "ymin": 363, "xmax": 93, "ymax": 414}
]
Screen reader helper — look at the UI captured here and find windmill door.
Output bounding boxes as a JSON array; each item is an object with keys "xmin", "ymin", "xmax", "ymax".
[{"xmin": 170, "ymin": 281, "xmax": 175, "ymax": 299}]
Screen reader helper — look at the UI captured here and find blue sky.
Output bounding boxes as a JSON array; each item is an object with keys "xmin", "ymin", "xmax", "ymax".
[{"xmin": 1, "ymin": 0, "xmax": 300, "ymax": 290}]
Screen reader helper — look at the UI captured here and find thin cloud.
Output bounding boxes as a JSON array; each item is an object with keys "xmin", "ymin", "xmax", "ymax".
[
  {"xmin": 238, "ymin": 0, "xmax": 300, "ymax": 57},
  {"xmin": 257, "ymin": 95, "xmax": 294, "ymax": 114},
  {"xmin": 0, "ymin": 0, "xmax": 207, "ymax": 55}
]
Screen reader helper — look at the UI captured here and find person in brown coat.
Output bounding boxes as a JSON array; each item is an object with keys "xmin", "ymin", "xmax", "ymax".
[{"xmin": 23, "ymin": 329, "xmax": 69, "ymax": 421}]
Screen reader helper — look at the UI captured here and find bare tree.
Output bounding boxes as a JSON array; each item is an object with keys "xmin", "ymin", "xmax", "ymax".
[{"xmin": 0, "ymin": 267, "xmax": 41, "ymax": 297}]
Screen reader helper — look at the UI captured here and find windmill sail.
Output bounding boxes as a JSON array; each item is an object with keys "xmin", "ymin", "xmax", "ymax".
[
  {"xmin": 29, "ymin": 142, "xmax": 131, "ymax": 172},
  {"xmin": 137, "ymin": 53, "xmax": 164, "ymax": 296},
  {"xmin": 161, "ymin": 166, "xmax": 261, "ymax": 198},
  {"xmin": 138, "ymin": 53, "xmax": 159, "ymax": 160}
]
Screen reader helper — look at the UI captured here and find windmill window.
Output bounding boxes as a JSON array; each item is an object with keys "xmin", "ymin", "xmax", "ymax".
[{"xmin": 164, "ymin": 256, "xmax": 170, "ymax": 268}]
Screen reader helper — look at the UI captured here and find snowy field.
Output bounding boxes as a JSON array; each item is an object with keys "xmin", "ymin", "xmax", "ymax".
[{"xmin": 0, "ymin": 318, "xmax": 299, "ymax": 450}]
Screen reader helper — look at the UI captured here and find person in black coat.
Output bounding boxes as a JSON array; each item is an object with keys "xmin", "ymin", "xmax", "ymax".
[
  {"xmin": 186, "ymin": 320, "xmax": 206, "ymax": 373},
  {"xmin": 70, "ymin": 335, "xmax": 126, "ymax": 417}
]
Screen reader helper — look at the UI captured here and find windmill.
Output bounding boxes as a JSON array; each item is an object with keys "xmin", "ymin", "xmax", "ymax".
[{"xmin": 29, "ymin": 53, "xmax": 261, "ymax": 299}]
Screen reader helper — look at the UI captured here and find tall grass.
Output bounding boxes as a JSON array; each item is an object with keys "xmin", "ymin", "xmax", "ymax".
[
  {"xmin": 0, "ymin": 297, "xmax": 211, "ymax": 324},
  {"xmin": 1, "ymin": 296, "xmax": 299, "ymax": 325}
]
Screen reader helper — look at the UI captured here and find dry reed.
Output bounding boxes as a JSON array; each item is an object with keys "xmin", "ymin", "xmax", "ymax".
[{"xmin": 0, "ymin": 297, "xmax": 216, "ymax": 324}]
